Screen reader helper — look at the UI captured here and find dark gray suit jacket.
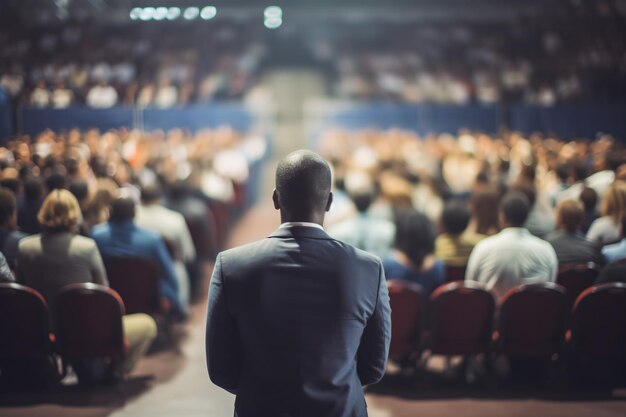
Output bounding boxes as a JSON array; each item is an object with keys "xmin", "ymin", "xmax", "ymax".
[{"xmin": 206, "ymin": 225, "xmax": 391, "ymax": 417}]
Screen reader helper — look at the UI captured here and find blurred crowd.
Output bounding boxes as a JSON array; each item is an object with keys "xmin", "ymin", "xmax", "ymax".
[
  {"xmin": 319, "ymin": 128, "xmax": 626, "ymax": 297},
  {"xmin": 324, "ymin": 1, "xmax": 626, "ymax": 104},
  {"xmin": 0, "ymin": 23, "xmax": 266, "ymax": 108}
]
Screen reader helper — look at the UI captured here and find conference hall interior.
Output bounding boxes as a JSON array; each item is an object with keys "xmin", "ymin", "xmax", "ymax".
[{"xmin": 1, "ymin": 0, "xmax": 626, "ymax": 416}]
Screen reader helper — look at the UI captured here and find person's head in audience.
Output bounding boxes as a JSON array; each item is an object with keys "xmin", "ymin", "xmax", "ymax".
[
  {"xmin": 273, "ymin": 150, "xmax": 332, "ymax": 225},
  {"xmin": 440, "ymin": 200, "xmax": 471, "ymax": 237},
  {"xmin": 569, "ymin": 161, "xmax": 587, "ymax": 185},
  {"xmin": 509, "ymin": 182, "xmax": 537, "ymax": 209},
  {"xmin": 555, "ymin": 163, "xmax": 569, "ymax": 186},
  {"xmin": 168, "ymin": 180, "xmax": 192, "ymax": 201},
  {"xmin": 0, "ymin": 188, "xmax": 18, "ymax": 230},
  {"xmin": 45, "ymin": 172, "xmax": 67, "ymax": 192},
  {"xmin": 68, "ymin": 180, "xmax": 89, "ymax": 207},
  {"xmin": 469, "ymin": 187, "xmax": 501, "ymax": 235},
  {"xmin": 141, "ymin": 183, "xmax": 163, "ymax": 206},
  {"xmin": 600, "ymin": 181, "xmax": 626, "ymax": 223},
  {"xmin": 23, "ymin": 176, "xmax": 44, "ymax": 202},
  {"xmin": 393, "ymin": 209, "xmax": 435, "ymax": 269},
  {"xmin": 0, "ymin": 177, "xmax": 20, "ymax": 195},
  {"xmin": 499, "ymin": 191, "xmax": 531, "ymax": 229},
  {"xmin": 555, "ymin": 199, "xmax": 584, "ymax": 233},
  {"xmin": 37, "ymin": 189, "xmax": 81, "ymax": 234},
  {"xmin": 579, "ymin": 187, "xmax": 598, "ymax": 212},
  {"xmin": 109, "ymin": 197, "xmax": 136, "ymax": 224}
]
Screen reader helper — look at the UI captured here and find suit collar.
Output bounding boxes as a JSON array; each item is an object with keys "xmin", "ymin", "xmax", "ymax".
[{"xmin": 269, "ymin": 225, "xmax": 334, "ymax": 240}]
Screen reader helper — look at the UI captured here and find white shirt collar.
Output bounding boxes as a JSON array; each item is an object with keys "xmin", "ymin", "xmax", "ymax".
[{"xmin": 279, "ymin": 222, "xmax": 324, "ymax": 231}]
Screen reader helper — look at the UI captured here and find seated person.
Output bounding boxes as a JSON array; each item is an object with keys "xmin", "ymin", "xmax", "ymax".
[
  {"xmin": 602, "ymin": 216, "xmax": 626, "ymax": 264},
  {"xmin": 579, "ymin": 187, "xmax": 598, "ymax": 234},
  {"xmin": 383, "ymin": 209, "xmax": 445, "ymax": 296},
  {"xmin": 328, "ymin": 178, "xmax": 395, "ymax": 258},
  {"xmin": 16, "ymin": 190, "xmax": 156, "ymax": 377},
  {"xmin": 0, "ymin": 188, "xmax": 28, "ymax": 269},
  {"xmin": 435, "ymin": 200, "xmax": 484, "ymax": 267},
  {"xmin": 546, "ymin": 199, "xmax": 604, "ymax": 266},
  {"xmin": 92, "ymin": 197, "xmax": 183, "ymax": 316},
  {"xmin": 465, "ymin": 192, "xmax": 558, "ymax": 300}
]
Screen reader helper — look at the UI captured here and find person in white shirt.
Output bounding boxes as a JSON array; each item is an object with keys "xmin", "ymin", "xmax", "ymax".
[
  {"xmin": 51, "ymin": 81, "xmax": 73, "ymax": 108},
  {"xmin": 29, "ymin": 81, "xmax": 50, "ymax": 108},
  {"xmin": 135, "ymin": 184, "xmax": 196, "ymax": 314},
  {"xmin": 465, "ymin": 191, "xmax": 558, "ymax": 300},
  {"xmin": 154, "ymin": 78, "xmax": 178, "ymax": 108},
  {"xmin": 86, "ymin": 81, "xmax": 118, "ymax": 108}
]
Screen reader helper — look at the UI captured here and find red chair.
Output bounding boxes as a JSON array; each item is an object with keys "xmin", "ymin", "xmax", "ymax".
[
  {"xmin": 104, "ymin": 257, "xmax": 162, "ymax": 315},
  {"xmin": 444, "ymin": 264, "xmax": 467, "ymax": 282},
  {"xmin": 0, "ymin": 283, "xmax": 57, "ymax": 389},
  {"xmin": 496, "ymin": 282, "xmax": 567, "ymax": 357},
  {"xmin": 52, "ymin": 283, "xmax": 126, "ymax": 382},
  {"xmin": 557, "ymin": 263, "xmax": 600, "ymax": 308},
  {"xmin": 568, "ymin": 283, "xmax": 626, "ymax": 386},
  {"xmin": 428, "ymin": 281, "xmax": 495, "ymax": 355},
  {"xmin": 387, "ymin": 281, "xmax": 423, "ymax": 358}
]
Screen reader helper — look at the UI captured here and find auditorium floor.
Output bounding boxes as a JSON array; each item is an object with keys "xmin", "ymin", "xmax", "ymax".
[{"xmin": 2, "ymin": 200, "xmax": 626, "ymax": 417}]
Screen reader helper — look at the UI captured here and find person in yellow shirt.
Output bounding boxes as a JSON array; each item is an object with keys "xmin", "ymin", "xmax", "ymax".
[{"xmin": 435, "ymin": 200, "xmax": 485, "ymax": 267}]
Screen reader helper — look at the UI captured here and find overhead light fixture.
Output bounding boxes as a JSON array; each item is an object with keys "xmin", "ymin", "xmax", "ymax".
[
  {"xmin": 129, "ymin": 7, "xmax": 142, "ymax": 20},
  {"xmin": 183, "ymin": 7, "xmax": 200, "ymax": 20},
  {"xmin": 200, "ymin": 6, "xmax": 217, "ymax": 20},
  {"xmin": 166, "ymin": 7, "xmax": 181, "ymax": 20},
  {"xmin": 139, "ymin": 7, "xmax": 155, "ymax": 21}
]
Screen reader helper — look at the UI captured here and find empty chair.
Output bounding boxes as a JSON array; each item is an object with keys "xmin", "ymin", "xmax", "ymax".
[
  {"xmin": 104, "ymin": 257, "xmax": 162, "ymax": 315},
  {"xmin": 557, "ymin": 263, "xmax": 600, "ymax": 307},
  {"xmin": 53, "ymin": 283, "xmax": 126, "ymax": 383},
  {"xmin": 387, "ymin": 281, "xmax": 423, "ymax": 359},
  {"xmin": 568, "ymin": 283, "xmax": 626, "ymax": 386},
  {"xmin": 445, "ymin": 264, "xmax": 467, "ymax": 282},
  {"xmin": 496, "ymin": 282, "xmax": 567, "ymax": 357},
  {"xmin": 0, "ymin": 283, "xmax": 57, "ymax": 389},
  {"xmin": 428, "ymin": 281, "xmax": 495, "ymax": 355}
]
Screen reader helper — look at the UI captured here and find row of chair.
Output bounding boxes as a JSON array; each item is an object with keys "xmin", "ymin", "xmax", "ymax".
[
  {"xmin": 0, "ymin": 282, "xmax": 126, "ymax": 388},
  {"xmin": 445, "ymin": 262, "xmax": 603, "ymax": 307},
  {"xmin": 388, "ymin": 280, "xmax": 626, "ymax": 385}
]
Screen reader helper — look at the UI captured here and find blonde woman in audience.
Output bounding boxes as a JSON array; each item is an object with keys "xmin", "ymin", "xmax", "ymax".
[
  {"xmin": 16, "ymin": 190, "xmax": 157, "ymax": 380},
  {"xmin": 587, "ymin": 181, "xmax": 626, "ymax": 244}
]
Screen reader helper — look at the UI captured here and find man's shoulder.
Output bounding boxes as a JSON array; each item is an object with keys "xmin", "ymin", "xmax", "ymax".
[{"xmin": 218, "ymin": 235, "xmax": 382, "ymax": 269}]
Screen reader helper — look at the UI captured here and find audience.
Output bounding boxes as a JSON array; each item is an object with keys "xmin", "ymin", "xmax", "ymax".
[
  {"xmin": 0, "ymin": 252, "xmax": 14, "ymax": 282},
  {"xmin": 16, "ymin": 190, "xmax": 157, "ymax": 380},
  {"xmin": 546, "ymin": 199, "xmax": 604, "ymax": 265},
  {"xmin": 17, "ymin": 177, "xmax": 44, "ymax": 234},
  {"xmin": 383, "ymin": 209, "xmax": 445, "ymax": 296},
  {"xmin": 435, "ymin": 200, "xmax": 484, "ymax": 267},
  {"xmin": 465, "ymin": 192, "xmax": 558, "ymax": 299},
  {"xmin": 579, "ymin": 186, "xmax": 599, "ymax": 234},
  {"xmin": 91, "ymin": 197, "xmax": 183, "ymax": 316}
]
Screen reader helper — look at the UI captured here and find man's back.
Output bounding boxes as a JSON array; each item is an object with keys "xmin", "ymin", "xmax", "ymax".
[
  {"xmin": 206, "ymin": 225, "xmax": 390, "ymax": 417},
  {"xmin": 465, "ymin": 227, "xmax": 558, "ymax": 299},
  {"xmin": 545, "ymin": 230, "xmax": 604, "ymax": 265}
]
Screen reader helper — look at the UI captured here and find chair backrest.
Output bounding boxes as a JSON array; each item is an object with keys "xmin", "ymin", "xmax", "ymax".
[
  {"xmin": 103, "ymin": 257, "xmax": 161, "ymax": 315},
  {"xmin": 52, "ymin": 283, "xmax": 125, "ymax": 358},
  {"xmin": 387, "ymin": 280, "xmax": 423, "ymax": 356},
  {"xmin": 570, "ymin": 283, "xmax": 626, "ymax": 360},
  {"xmin": 429, "ymin": 281, "xmax": 495, "ymax": 355},
  {"xmin": 498, "ymin": 282, "xmax": 567, "ymax": 357},
  {"xmin": 444, "ymin": 264, "xmax": 467, "ymax": 283},
  {"xmin": 0, "ymin": 283, "xmax": 50, "ymax": 358},
  {"xmin": 557, "ymin": 263, "xmax": 599, "ymax": 307}
]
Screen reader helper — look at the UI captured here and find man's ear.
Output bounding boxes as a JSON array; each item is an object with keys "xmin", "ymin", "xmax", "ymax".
[
  {"xmin": 272, "ymin": 189, "xmax": 280, "ymax": 210},
  {"xmin": 325, "ymin": 192, "xmax": 333, "ymax": 212}
]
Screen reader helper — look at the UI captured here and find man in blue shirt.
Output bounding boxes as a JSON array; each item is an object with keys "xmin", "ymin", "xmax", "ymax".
[{"xmin": 92, "ymin": 197, "xmax": 182, "ymax": 314}]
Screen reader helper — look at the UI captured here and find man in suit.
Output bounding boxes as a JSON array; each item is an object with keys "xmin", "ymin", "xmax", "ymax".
[{"xmin": 206, "ymin": 150, "xmax": 391, "ymax": 417}]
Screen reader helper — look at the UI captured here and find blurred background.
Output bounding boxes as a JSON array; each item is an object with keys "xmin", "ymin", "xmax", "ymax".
[{"xmin": 1, "ymin": 1, "xmax": 626, "ymax": 417}]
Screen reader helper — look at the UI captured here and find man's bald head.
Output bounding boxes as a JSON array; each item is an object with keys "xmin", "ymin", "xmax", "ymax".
[{"xmin": 274, "ymin": 150, "xmax": 332, "ymax": 221}]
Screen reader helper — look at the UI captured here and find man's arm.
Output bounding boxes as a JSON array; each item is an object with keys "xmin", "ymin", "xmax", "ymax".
[
  {"xmin": 357, "ymin": 262, "xmax": 391, "ymax": 386},
  {"xmin": 206, "ymin": 253, "xmax": 242, "ymax": 394}
]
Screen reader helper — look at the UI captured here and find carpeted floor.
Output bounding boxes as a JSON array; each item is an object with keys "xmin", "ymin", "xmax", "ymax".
[{"xmin": 1, "ymin": 200, "xmax": 625, "ymax": 417}]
